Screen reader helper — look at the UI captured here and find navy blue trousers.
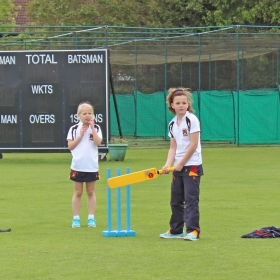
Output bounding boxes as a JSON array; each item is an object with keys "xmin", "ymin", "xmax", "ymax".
[{"xmin": 169, "ymin": 175, "xmax": 200, "ymax": 234}]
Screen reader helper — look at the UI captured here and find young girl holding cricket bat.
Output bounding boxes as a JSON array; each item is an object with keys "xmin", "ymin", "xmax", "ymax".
[
  {"xmin": 160, "ymin": 88, "xmax": 203, "ymax": 241},
  {"xmin": 67, "ymin": 102, "xmax": 102, "ymax": 228}
]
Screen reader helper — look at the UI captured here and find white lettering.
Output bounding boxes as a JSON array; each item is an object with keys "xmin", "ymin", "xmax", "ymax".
[
  {"xmin": 0, "ymin": 115, "xmax": 17, "ymax": 123},
  {"xmin": 29, "ymin": 114, "xmax": 55, "ymax": 124},
  {"xmin": 0, "ymin": 56, "xmax": 16, "ymax": 65},
  {"xmin": 25, "ymin": 54, "xmax": 57, "ymax": 64},
  {"xmin": 31, "ymin": 85, "xmax": 53, "ymax": 94},
  {"xmin": 68, "ymin": 54, "xmax": 103, "ymax": 64},
  {"xmin": 93, "ymin": 114, "xmax": 103, "ymax": 123},
  {"xmin": 70, "ymin": 114, "xmax": 79, "ymax": 123}
]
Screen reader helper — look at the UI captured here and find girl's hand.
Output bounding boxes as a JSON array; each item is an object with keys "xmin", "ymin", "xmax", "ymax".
[
  {"xmin": 88, "ymin": 117, "xmax": 95, "ymax": 129},
  {"xmin": 80, "ymin": 125, "xmax": 88, "ymax": 137},
  {"xmin": 173, "ymin": 163, "xmax": 183, "ymax": 172},
  {"xmin": 162, "ymin": 164, "xmax": 172, "ymax": 174}
]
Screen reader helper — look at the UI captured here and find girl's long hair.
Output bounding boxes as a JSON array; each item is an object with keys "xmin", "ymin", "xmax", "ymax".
[{"xmin": 166, "ymin": 87, "xmax": 195, "ymax": 114}]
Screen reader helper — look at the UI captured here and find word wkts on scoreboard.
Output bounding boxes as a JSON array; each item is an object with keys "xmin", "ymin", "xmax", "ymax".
[{"xmin": 0, "ymin": 50, "xmax": 109, "ymax": 151}]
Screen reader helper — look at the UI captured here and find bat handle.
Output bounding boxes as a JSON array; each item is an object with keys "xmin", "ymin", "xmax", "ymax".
[{"xmin": 158, "ymin": 167, "xmax": 174, "ymax": 175}]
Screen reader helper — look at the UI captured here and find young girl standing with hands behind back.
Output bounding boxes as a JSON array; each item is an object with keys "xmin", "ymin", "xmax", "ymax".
[
  {"xmin": 67, "ymin": 102, "xmax": 102, "ymax": 228},
  {"xmin": 160, "ymin": 88, "xmax": 203, "ymax": 241}
]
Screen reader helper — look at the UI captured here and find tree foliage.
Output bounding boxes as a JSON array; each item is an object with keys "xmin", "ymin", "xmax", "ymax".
[
  {"xmin": 27, "ymin": 0, "xmax": 99, "ymax": 26},
  {"xmin": 25, "ymin": 0, "xmax": 280, "ymax": 28},
  {"xmin": 204, "ymin": 0, "xmax": 280, "ymax": 26},
  {"xmin": 24, "ymin": 0, "xmax": 280, "ymax": 28},
  {"xmin": 26, "ymin": 0, "xmax": 212, "ymax": 28},
  {"xmin": 96, "ymin": 0, "xmax": 209, "ymax": 28},
  {"xmin": 0, "ymin": 0, "xmax": 17, "ymax": 27}
]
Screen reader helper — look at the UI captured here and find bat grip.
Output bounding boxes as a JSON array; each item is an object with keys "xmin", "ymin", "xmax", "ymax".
[{"xmin": 158, "ymin": 167, "xmax": 174, "ymax": 175}]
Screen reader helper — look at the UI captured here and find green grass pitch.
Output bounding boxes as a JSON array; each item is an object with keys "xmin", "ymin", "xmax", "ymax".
[{"xmin": 0, "ymin": 147, "xmax": 280, "ymax": 279}]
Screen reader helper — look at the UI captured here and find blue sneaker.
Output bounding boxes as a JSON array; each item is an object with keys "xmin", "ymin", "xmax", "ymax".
[
  {"xmin": 184, "ymin": 230, "xmax": 199, "ymax": 241},
  {"xmin": 159, "ymin": 229, "xmax": 185, "ymax": 239},
  {"xmin": 72, "ymin": 218, "xmax": 80, "ymax": 228},
  {"xmin": 88, "ymin": 218, "xmax": 96, "ymax": 227}
]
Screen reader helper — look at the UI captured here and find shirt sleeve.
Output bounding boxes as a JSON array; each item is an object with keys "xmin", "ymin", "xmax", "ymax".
[
  {"xmin": 168, "ymin": 122, "xmax": 172, "ymax": 138},
  {"xmin": 189, "ymin": 115, "xmax": 200, "ymax": 133},
  {"xmin": 168, "ymin": 118, "xmax": 176, "ymax": 138},
  {"xmin": 95, "ymin": 124, "xmax": 103, "ymax": 140},
  {"xmin": 66, "ymin": 125, "xmax": 79, "ymax": 141},
  {"xmin": 66, "ymin": 127, "xmax": 73, "ymax": 141}
]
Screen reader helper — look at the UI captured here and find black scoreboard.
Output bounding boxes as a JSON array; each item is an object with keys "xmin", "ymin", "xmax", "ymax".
[{"xmin": 0, "ymin": 50, "xmax": 109, "ymax": 152}]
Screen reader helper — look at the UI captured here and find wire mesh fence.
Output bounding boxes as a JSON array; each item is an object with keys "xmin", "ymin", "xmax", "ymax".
[{"xmin": 1, "ymin": 25, "xmax": 280, "ymax": 145}]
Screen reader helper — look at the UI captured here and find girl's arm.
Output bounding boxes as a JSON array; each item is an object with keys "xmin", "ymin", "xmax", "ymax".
[
  {"xmin": 89, "ymin": 119, "xmax": 102, "ymax": 146},
  {"xmin": 68, "ymin": 137, "xmax": 82, "ymax": 151},
  {"xmin": 162, "ymin": 138, "xmax": 176, "ymax": 171},
  {"xmin": 68, "ymin": 126, "xmax": 87, "ymax": 151},
  {"xmin": 68, "ymin": 126, "xmax": 87, "ymax": 150},
  {"xmin": 91, "ymin": 126, "xmax": 102, "ymax": 146},
  {"xmin": 173, "ymin": 131, "xmax": 199, "ymax": 172}
]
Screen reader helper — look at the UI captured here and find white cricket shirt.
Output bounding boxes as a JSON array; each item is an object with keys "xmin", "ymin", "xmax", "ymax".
[
  {"xmin": 169, "ymin": 111, "xmax": 202, "ymax": 166},
  {"xmin": 67, "ymin": 122, "xmax": 103, "ymax": 172}
]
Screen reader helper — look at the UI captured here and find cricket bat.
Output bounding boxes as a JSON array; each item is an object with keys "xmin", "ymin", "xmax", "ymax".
[{"xmin": 107, "ymin": 167, "xmax": 174, "ymax": 189}]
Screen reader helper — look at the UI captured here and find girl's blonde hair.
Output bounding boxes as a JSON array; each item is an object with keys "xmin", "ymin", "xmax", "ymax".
[
  {"xmin": 166, "ymin": 87, "xmax": 194, "ymax": 114},
  {"xmin": 77, "ymin": 102, "xmax": 94, "ymax": 120}
]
